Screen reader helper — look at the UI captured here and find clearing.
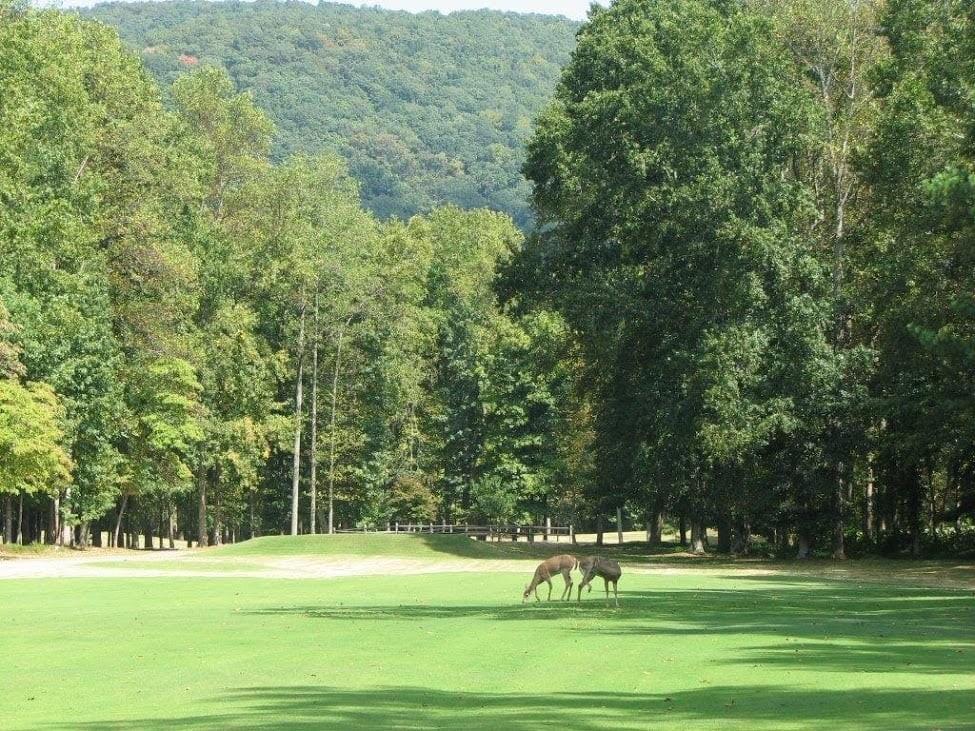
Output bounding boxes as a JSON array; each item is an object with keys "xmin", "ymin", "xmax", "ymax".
[{"xmin": 1, "ymin": 535, "xmax": 973, "ymax": 729}]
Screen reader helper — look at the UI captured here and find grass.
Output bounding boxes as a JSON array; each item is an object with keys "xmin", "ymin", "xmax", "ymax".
[
  {"xmin": 0, "ymin": 543, "xmax": 70, "ymax": 557},
  {"xmin": 211, "ymin": 533, "xmax": 570, "ymax": 560},
  {"xmin": 87, "ymin": 559, "xmax": 270, "ymax": 573},
  {"xmin": 2, "ymin": 539, "xmax": 974, "ymax": 730}
]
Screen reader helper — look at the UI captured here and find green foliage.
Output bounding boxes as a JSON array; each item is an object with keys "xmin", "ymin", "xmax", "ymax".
[
  {"xmin": 0, "ymin": 378, "xmax": 71, "ymax": 499},
  {"xmin": 84, "ymin": 0, "xmax": 579, "ymax": 227},
  {"xmin": 469, "ymin": 474, "xmax": 519, "ymax": 525},
  {"xmin": 388, "ymin": 474, "xmax": 438, "ymax": 524}
]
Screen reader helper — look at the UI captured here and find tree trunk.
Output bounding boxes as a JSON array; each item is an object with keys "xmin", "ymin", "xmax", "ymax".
[
  {"xmin": 328, "ymin": 318, "xmax": 351, "ymax": 535},
  {"xmin": 864, "ymin": 459, "xmax": 875, "ymax": 541},
  {"xmin": 832, "ymin": 462, "xmax": 847, "ymax": 559},
  {"xmin": 168, "ymin": 507, "xmax": 175, "ymax": 550},
  {"xmin": 197, "ymin": 476, "xmax": 208, "ymax": 548},
  {"xmin": 48, "ymin": 494, "xmax": 59, "ymax": 545},
  {"xmin": 60, "ymin": 486, "xmax": 72, "ymax": 547},
  {"xmin": 595, "ymin": 514, "xmax": 604, "ymax": 546},
  {"xmin": 646, "ymin": 505, "xmax": 663, "ymax": 546},
  {"xmin": 732, "ymin": 519, "xmax": 751, "ymax": 555},
  {"xmin": 291, "ymin": 301, "xmax": 307, "ymax": 537},
  {"xmin": 309, "ymin": 293, "xmax": 320, "ymax": 535},
  {"xmin": 15, "ymin": 493, "xmax": 24, "ymax": 545},
  {"xmin": 678, "ymin": 514, "xmax": 687, "ymax": 547},
  {"xmin": 616, "ymin": 506, "xmax": 624, "ymax": 544},
  {"xmin": 716, "ymin": 514, "xmax": 732, "ymax": 554},
  {"xmin": 213, "ymin": 492, "xmax": 223, "ymax": 547},
  {"xmin": 796, "ymin": 529, "xmax": 812, "ymax": 560},
  {"xmin": 114, "ymin": 494, "xmax": 129, "ymax": 549},
  {"xmin": 907, "ymin": 466, "xmax": 922, "ymax": 557},
  {"xmin": 3, "ymin": 493, "xmax": 12, "ymax": 545},
  {"xmin": 690, "ymin": 520, "xmax": 705, "ymax": 555}
]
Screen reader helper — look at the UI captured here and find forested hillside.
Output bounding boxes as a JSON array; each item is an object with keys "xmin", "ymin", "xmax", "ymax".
[{"xmin": 83, "ymin": 0, "xmax": 579, "ymax": 227}]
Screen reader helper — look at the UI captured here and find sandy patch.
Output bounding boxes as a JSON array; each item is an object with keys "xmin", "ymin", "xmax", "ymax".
[{"xmin": 0, "ymin": 551, "xmax": 782, "ymax": 581}]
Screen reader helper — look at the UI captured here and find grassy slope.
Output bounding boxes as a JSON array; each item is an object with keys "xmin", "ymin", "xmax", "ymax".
[
  {"xmin": 211, "ymin": 533, "xmax": 569, "ymax": 560},
  {"xmin": 2, "ymin": 568, "xmax": 973, "ymax": 729}
]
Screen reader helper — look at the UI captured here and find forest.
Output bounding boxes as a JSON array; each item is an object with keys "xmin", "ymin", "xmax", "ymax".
[
  {"xmin": 1, "ymin": 0, "xmax": 973, "ymax": 559},
  {"xmin": 83, "ymin": 0, "xmax": 579, "ymax": 227}
]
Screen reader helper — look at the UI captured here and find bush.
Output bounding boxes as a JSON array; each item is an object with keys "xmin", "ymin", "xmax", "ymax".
[{"xmin": 388, "ymin": 474, "xmax": 438, "ymax": 524}]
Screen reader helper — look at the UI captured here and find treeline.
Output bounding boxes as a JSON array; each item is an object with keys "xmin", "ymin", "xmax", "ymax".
[
  {"xmin": 4, "ymin": 0, "xmax": 974, "ymax": 559},
  {"xmin": 83, "ymin": 0, "xmax": 579, "ymax": 228},
  {"xmin": 522, "ymin": 0, "xmax": 975, "ymax": 557},
  {"xmin": 0, "ymin": 3, "xmax": 580, "ymax": 548}
]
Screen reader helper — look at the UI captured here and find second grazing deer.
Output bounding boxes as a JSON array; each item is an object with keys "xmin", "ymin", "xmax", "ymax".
[
  {"xmin": 522, "ymin": 554, "xmax": 578, "ymax": 603},
  {"xmin": 577, "ymin": 556, "xmax": 621, "ymax": 607}
]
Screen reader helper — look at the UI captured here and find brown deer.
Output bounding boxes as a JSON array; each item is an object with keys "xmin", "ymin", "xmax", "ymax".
[
  {"xmin": 522, "ymin": 554, "xmax": 578, "ymax": 603},
  {"xmin": 577, "ymin": 556, "xmax": 621, "ymax": 607}
]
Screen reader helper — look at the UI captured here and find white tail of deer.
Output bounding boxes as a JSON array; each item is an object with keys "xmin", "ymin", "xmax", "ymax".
[
  {"xmin": 522, "ymin": 554, "xmax": 577, "ymax": 603},
  {"xmin": 577, "ymin": 556, "xmax": 621, "ymax": 607}
]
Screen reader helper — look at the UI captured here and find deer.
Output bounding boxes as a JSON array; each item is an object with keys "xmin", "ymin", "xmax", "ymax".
[
  {"xmin": 577, "ymin": 556, "xmax": 621, "ymax": 607},
  {"xmin": 522, "ymin": 554, "xmax": 578, "ymax": 603}
]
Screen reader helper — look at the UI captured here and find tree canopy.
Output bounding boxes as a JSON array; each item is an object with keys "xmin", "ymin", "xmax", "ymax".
[{"xmin": 83, "ymin": 0, "xmax": 579, "ymax": 228}]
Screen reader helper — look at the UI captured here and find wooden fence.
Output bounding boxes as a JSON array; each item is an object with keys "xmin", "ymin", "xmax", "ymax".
[{"xmin": 334, "ymin": 523, "xmax": 573, "ymax": 542}]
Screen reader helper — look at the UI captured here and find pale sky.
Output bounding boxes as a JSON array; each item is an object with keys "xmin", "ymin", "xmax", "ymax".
[
  {"xmin": 48, "ymin": 0, "xmax": 599, "ymax": 20},
  {"xmin": 343, "ymin": 1, "xmax": 595, "ymax": 20}
]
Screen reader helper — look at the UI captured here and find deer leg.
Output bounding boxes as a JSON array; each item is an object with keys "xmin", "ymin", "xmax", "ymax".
[
  {"xmin": 546, "ymin": 577, "xmax": 553, "ymax": 601},
  {"xmin": 613, "ymin": 579, "xmax": 619, "ymax": 608},
  {"xmin": 577, "ymin": 570, "xmax": 591, "ymax": 601},
  {"xmin": 561, "ymin": 568, "xmax": 572, "ymax": 600},
  {"xmin": 604, "ymin": 577, "xmax": 610, "ymax": 606}
]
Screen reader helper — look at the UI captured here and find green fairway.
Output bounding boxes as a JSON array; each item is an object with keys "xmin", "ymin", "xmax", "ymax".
[{"xmin": 2, "ymin": 556, "xmax": 973, "ymax": 730}]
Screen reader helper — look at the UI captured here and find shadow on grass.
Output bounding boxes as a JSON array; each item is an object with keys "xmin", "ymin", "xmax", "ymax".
[
  {"xmin": 37, "ymin": 684, "xmax": 975, "ymax": 730},
  {"xmin": 244, "ymin": 579, "xmax": 975, "ymax": 676}
]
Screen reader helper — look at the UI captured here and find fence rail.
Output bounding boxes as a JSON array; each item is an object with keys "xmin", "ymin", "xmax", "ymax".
[{"xmin": 334, "ymin": 523, "xmax": 573, "ymax": 542}]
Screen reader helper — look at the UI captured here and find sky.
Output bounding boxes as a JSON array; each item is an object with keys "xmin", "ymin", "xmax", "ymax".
[
  {"xmin": 48, "ymin": 0, "xmax": 599, "ymax": 20},
  {"xmin": 343, "ymin": 1, "xmax": 595, "ymax": 20}
]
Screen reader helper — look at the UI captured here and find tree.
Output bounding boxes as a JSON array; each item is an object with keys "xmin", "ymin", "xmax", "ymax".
[
  {"xmin": 525, "ymin": 0, "xmax": 828, "ymax": 553},
  {"xmin": 0, "ymin": 379, "xmax": 71, "ymax": 544}
]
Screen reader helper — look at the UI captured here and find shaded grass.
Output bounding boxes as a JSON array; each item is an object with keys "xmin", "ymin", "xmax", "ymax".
[{"xmin": 1, "ymin": 571, "xmax": 973, "ymax": 729}]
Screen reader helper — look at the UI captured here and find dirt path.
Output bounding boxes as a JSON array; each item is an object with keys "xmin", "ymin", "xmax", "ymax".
[{"xmin": 0, "ymin": 550, "xmax": 779, "ymax": 581}]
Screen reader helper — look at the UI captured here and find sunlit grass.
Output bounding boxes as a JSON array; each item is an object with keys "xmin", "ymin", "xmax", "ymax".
[{"xmin": 1, "ymin": 565, "xmax": 973, "ymax": 729}]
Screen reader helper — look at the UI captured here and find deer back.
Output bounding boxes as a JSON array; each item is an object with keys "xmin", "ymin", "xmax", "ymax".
[{"xmin": 538, "ymin": 554, "xmax": 577, "ymax": 578}]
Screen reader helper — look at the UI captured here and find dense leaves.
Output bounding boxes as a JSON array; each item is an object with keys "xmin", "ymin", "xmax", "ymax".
[{"xmin": 84, "ymin": 0, "xmax": 579, "ymax": 228}]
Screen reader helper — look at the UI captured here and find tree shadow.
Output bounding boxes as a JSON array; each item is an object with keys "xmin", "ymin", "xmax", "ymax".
[
  {"xmin": 35, "ymin": 684, "xmax": 975, "ymax": 730},
  {"xmin": 245, "ymin": 578, "xmax": 975, "ymax": 677}
]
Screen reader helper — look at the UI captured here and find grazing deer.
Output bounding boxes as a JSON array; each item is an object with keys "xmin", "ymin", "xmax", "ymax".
[
  {"xmin": 577, "ymin": 556, "xmax": 621, "ymax": 607},
  {"xmin": 522, "ymin": 554, "xmax": 578, "ymax": 603}
]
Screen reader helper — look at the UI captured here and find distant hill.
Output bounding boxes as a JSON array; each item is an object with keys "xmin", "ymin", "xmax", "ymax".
[{"xmin": 83, "ymin": 1, "xmax": 579, "ymax": 227}]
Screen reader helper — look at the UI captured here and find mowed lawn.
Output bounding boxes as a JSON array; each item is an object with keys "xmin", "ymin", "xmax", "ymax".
[{"xmin": 1, "ymin": 547, "xmax": 974, "ymax": 730}]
